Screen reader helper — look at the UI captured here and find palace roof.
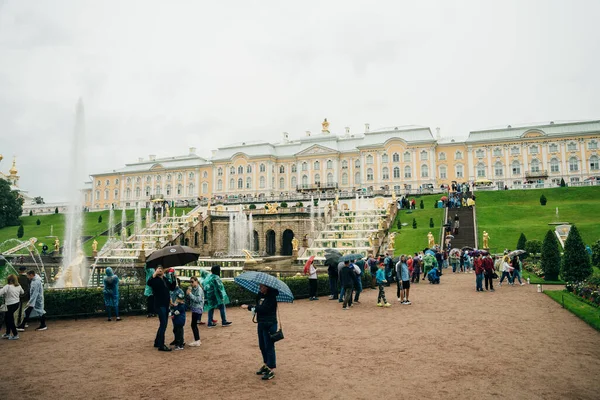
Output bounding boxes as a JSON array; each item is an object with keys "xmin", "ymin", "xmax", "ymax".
[{"xmin": 466, "ymin": 120, "xmax": 600, "ymax": 143}]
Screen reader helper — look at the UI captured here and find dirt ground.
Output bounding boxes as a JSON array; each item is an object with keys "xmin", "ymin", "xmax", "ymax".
[{"xmin": 2, "ymin": 273, "xmax": 599, "ymax": 400}]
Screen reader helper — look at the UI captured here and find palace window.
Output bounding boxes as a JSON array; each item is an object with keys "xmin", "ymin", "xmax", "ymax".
[
  {"xmin": 189, "ymin": 172, "xmax": 194, "ymax": 179},
  {"xmin": 550, "ymin": 158, "xmax": 560, "ymax": 173},
  {"xmin": 567, "ymin": 142, "xmax": 577, "ymax": 152},
  {"xmin": 229, "ymin": 179, "xmax": 235, "ymax": 190},
  {"xmin": 327, "ymin": 159, "xmax": 333, "ymax": 169},
  {"xmin": 392, "ymin": 153, "xmax": 400, "ymax": 162},
  {"xmin": 247, "ymin": 165, "xmax": 252, "ymax": 173},
  {"xmin": 259, "ymin": 176, "xmax": 266, "ymax": 188},
  {"xmin": 217, "ymin": 180, "xmax": 223, "ymax": 190},
  {"xmin": 238, "ymin": 178, "xmax": 243, "ymax": 189},
  {"xmin": 354, "ymin": 172, "xmax": 361, "ymax": 184},
  {"xmin": 166, "ymin": 174, "xmax": 171, "ymax": 181},
  {"xmin": 114, "ymin": 189, "xmax": 119, "ymax": 198},
  {"xmin": 456, "ymin": 165, "xmax": 463, "ymax": 178},
  {"xmin": 177, "ymin": 173, "xmax": 182, "ymax": 181},
  {"xmin": 530, "ymin": 159, "xmax": 540, "ymax": 173},
  {"xmin": 355, "ymin": 160, "xmax": 360, "ymax": 169},
  {"xmin": 115, "ymin": 178, "xmax": 119, "ymax": 185},
  {"xmin": 476, "ymin": 163, "xmax": 486, "ymax": 178},
  {"xmin": 327, "ymin": 173, "xmax": 334, "ymax": 184},
  {"xmin": 455, "ymin": 151, "xmax": 463, "ymax": 160},
  {"xmin": 366, "ymin": 169, "xmax": 373, "ymax": 181},
  {"xmin": 512, "ymin": 161, "xmax": 521, "ymax": 175},
  {"xmin": 403, "ymin": 151, "xmax": 411, "ymax": 162},
  {"xmin": 203, "ymin": 171, "xmax": 208, "ymax": 179},
  {"xmin": 511, "ymin": 146, "xmax": 520, "ymax": 156},
  {"xmin": 314, "ymin": 174, "xmax": 321, "ymax": 184},
  {"xmin": 438, "ymin": 152, "xmax": 446, "ymax": 161},
  {"xmin": 569, "ymin": 157, "xmax": 578, "ymax": 171},
  {"xmin": 302, "ymin": 162, "xmax": 308, "ymax": 171},
  {"xmin": 230, "ymin": 167, "xmax": 235, "ymax": 175},
  {"xmin": 393, "ymin": 167, "xmax": 400, "ymax": 179},
  {"xmin": 590, "ymin": 155, "xmax": 599, "ymax": 171},
  {"xmin": 156, "ymin": 175, "xmax": 161, "ymax": 182},
  {"xmin": 476, "ymin": 149, "xmax": 485, "ymax": 158},
  {"xmin": 246, "ymin": 178, "xmax": 252, "ymax": 189},
  {"xmin": 342, "ymin": 160, "xmax": 348, "ymax": 169},
  {"xmin": 166, "ymin": 185, "xmax": 171, "ymax": 195},
  {"xmin": 342, "ymin": 173, "xmax": 348, "ymax": 185},
  {"xmin": 291, "ymin": 176, "xmax": 297, "ymax": 188},
  {"xmin": 549, "ymin": 143, "xmax": 558, "ymax": 153},
  {"xmin": 135, "ymin": 188, "xmax": 141, "ymax": 198},
  {"xmin": 589, "ymin": 140, "xmax": 598, "ymax": 150},
  {"xmin": 106, "ymin": 179, "xmax": 110, "ymax": 186},
  {"xmin": 314, "ymin": 161, "xmax": 320, "ymax": 170},
  {"xmin": 188, "ymin": 183, "xmax": 194, "ymax": 195},
  {"xmin": 420, "ymin": 150, "xmax": 428, "ymax": 161},
  {"xmin": 493, "ymin": 148, "xmax": 502, "ymax": 157},
  {"xmin": 218, "ymin": 167, "xmax": 224, "ymax": 176},
  {"xmin": 96, "ymin": 180, "xmax": 101, "ymax": 186},
  {"xmin": 126, "ymin": 188, "xmax": 131, "ymax": 199},
  {"xmin": 145, "ymin": 186, "xmax": 151, "ymax": 196},
  {"xmin": 439, "ymin": 166, "xmax": 447, "ymax": 179},
  {"xmin": 202, "ymin": 182, "xmax": 208, "ymax": 194},
  {"xmin": 382, "ymin": 167, "xmax": 389, "ymax": 180},
  {"xmin": 302, "ymin": 175, "xmax": 308, "ymax": 185},
  {"xmin": 494, "ymin": 162, "xmax": 503, "ymax": 177},
  {"xmin": 279, "ymin": 165, "xmax": 285, "ymax": 174},
  {"xmin": 291, "ymin": 164, "xmax": 297, "ymax": 173},
  {"xmin": 404, "ymin": 166, "xmax": 411, "ymax": 178},
  {"xmin": 381, "ymin": 154, "xmax": 388, "ymax": 163},
  {"xmin": 279, "ymin": 177, "xmax": 285, "ymax": 189},
  {"xmin": 238, "ymin": 166, "xmax": 243, "ymax": 174},
  {"xmin": 260, "ymin": 164, "xmax": 266, "ymax": 173},
  {"xmin": 366, "ymin": 155, "xmax": 373, "ymax": 165},
  {"xmin": 530, "ymin": 145, "xmax": 539, "ymax": 155},
  {"xmin": 421, "ymin": 164, "xmax": 429, "ymax": 178},
  {"xmin": 177, "ymin": 184, "xmax": 183, "ymax": 195},
  {"xmin": 95, "ymin": 190, "xmax": 100, "ymax": 200}
]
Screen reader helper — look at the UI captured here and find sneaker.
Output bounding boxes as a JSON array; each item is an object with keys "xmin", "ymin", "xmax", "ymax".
[
  {"xmin": 309, "ymin": 297, "xmax": 314, "ymax": 301},
  {"xmin": 189, "ymin": 340, "xmax": 201, "ymax": 347},
  {"xmin": 384, "ymin": 303, "xmax": 391, "ymax": 307},
  {"xmin": 404, "ymin": 300, "xmax": 411, "ymax": 305},
  {"xmin": 377, "ymin": 303, "xmax": 383, "ymax": 307},
  {"xmin": 212, "ymin": 319, "xmax": 218, "ymax": 324},
  {"xmin": 222, "ymin": 321, "xmax": 232, "ymax": 327},
  {"xmin": 169, "ymin": 340, "xmax": 177, "ymax": 345},
  {"xmin": 107, "ymin": 318, "xmax": 112, "ymax": 322},
  {"xmin": 207, "ymin": 324, "xmax": 217, "ymax": 328},
  {"xmin": 116, "ymin": 317, "xmax": 122, "ymax": 321},
  {"xmin": 354, "ymin": 300, "xmax": 360, "ymax": 304},
  {"xmin": 256, "ymin": 365, "xmax": 269, "ymax": 375},
  {"xmin": 158, "ymin": 345, "xmax": 172, "ymax": 352},
  {"xmin": 520, "ymin": 283, "xmax": 525, "ymax": 286},
  {"xmin": 398, "ymin": 298, "xmax": 402, "ymax": 302},
  {"xmin": 36, "ymin": 326, "xmax": 47, "ymax": 331},
  {"xmin": 8, "ymin": 335, "xmax": 19, "ymax": 340},
  {"xmin": 174, "ymin": 346, "xmax": 184, "ymax": 351},
  {"xmin": 313, "ymin": 297, "xmax": 319, "ymax": 300},
  {"xmin": 25, "ymin": 324, "xmax": 29, "ymax": 328},
  {"xmin": 1, "ymin": 333, "xmax": 9, "ymax": 339},
  {"xmin": 198, "ymin": 321, "xmax": 206, "ymax": 325},
  {"xmin": 262, "ymin": 370, "xmax": 275, "ymax": 380},
  {"xmin": 16, "ymin": 327, "xmax": 25, "ymax": 332},
  {"xmin": 342, "ymin": 307, "xmax": 348, "ymax": 310},
  {"xmin": 490, "ymin": 289, "xmax": 495, "ymax": 292}
]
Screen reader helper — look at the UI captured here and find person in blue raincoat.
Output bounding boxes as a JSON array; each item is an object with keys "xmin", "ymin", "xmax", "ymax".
[
  {"xmin": 427, "ymin": 267, "xmax": 440, "ymax": 284},
  {"xmin": 17, "ymin": 271, "xmax": 47, "ymax": 331},
  {"xmin": 103, "ymin": 267, "xmax": 120, "ymax": 321}
]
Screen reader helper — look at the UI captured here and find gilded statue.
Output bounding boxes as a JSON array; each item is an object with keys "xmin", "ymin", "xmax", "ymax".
[
  {"xmin": 92, "ymin": 240, "xmax": 98, "ymax": 252},
  {"xmin": 427, "ymin": 232, "xmax": 435, "ymax": 248},
  {"xmin": 378, "ymin": 218, "xmax": 384, "ymax": 231},
  {"xmin": 291, "ymin": 237, "xmax": 299, "ymax": 251},
  {"xmin": 141, "ymin": 241, "xmax": 145, "ymax": 250},
  {"xmin": 388, "ymin": 232, "xmax": 397, "ymax": 250},
  {"xmin": 483, "ymin": 231, "xmax": 490, "ymax": 248},
  {"xmin": 242, "ymin": 249, "xmax": 257, "ymax": 264},
  {"xmin": 265, "ymin": 202, "xmax": 278, "ymax": 214},
  {"xmin": 322, "ymin": 118, "xmax": 330, "ymax": 133},
  {"xmin": 334, "ymin": 193, "xmax": 339, "ymax": 206},
  {"xmin": 368, "ymin": 233, "xmax": 374, "ymax": 248},
  {"xmin": 54, "ymin": 237, "xmax": 60, "ymax": 252}
]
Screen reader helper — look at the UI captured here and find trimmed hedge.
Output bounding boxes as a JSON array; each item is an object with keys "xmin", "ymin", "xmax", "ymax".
[{"xmin": 17, "ymin": 273, "xmax": 373, "ymax": 319}]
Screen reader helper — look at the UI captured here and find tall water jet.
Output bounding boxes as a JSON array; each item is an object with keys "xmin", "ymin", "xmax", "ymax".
[
  {"xmin": 108, "ymin": 207, "xmax": 115, "ymax": 238},
  {"xmin": 248, "ymin": 213, "xmax": 254, "ymax": 252},
  {"xmin": 120, "ymin": 207, "xmax": 127, "ymax": 240},
  {"xmin": 134, "ymin": 203, "xmax": 142, "ymax": 235},
  {"xmin": 228, "ymin": 210, "xmax": 252, "ymax": 256},
  {"xmin": 310, "ymin": 196, "xmax": 315, "ymax": 233},
  {"xmin": 56, "ymin": 99, "xmax": 87, "ymax": 288}
]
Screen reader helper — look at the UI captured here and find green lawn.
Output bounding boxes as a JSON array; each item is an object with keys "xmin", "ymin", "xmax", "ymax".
[
  {"xmin": 389, "ymin": 194, "xmax": 445, "ymax": 256},
  {"xmin": 521, "ymin": 270, "xmax": 565, "ymax": 285},
  {"xmin": 545, "ymin": 290, "xmax": 600, "ymax": 331},
  {"xmin": 0, "ymin": 207, "xmax": 195, "ymax": 256},
  {"xmin": 475, "ymin": 187, "xmax": 600, "ymax": 254}
]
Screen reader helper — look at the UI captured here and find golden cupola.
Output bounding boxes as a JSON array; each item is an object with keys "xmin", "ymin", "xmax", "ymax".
[{"xmin": 9, "ymin": 157, "xmax": 18, "ymax": 175}]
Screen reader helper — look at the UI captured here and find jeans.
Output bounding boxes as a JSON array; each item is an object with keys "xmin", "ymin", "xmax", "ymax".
[
  {"xmin": 513, "ymin": 270, "xmax": 522, "ymax": 284},
  {"xmin": 339, "ymin": 286, "xmax": 353, "ymax": 305},
  {"xmin": 500, "ymin": 271, "xmax": 513, "ymax": 284},
  {"xmin": 411, "ymin": 270, "xmax": 420, "ymax": 283},
  {"xmin": 207, "ymin": 304, "xmax": 228, "ymax": 325},
  {"xmin": 328, "ymin": 275, "xmax": 338, "ymax": 298},
  {"xmin": 173, "ymin": 324, "xmax": 184, "ymax": 347},
  {"xmin": 191, "ymin": 312, "xmax": 201, "ymax": 341},
  {"xmin": 4, "ymin": 303, "xmax": 19, "ymax": 336},
  {"xmin": 396, "ymin": 279, "xmax": 403, "ymax": 298},
  {"xmin": 146, "ymin": 295, "xmax": 155, "ymax": 315},
  {"xmin": 154, "ymin": 306, "xmax": 168, "ymax": 348},
  {"xmin": 485, "ymin": 271, "xmax": 494, "ymax": 290},
  {"xmin": 107, "ymin": 305, "xmax": 119, "ymax": 319},
  {"xmin": 354, "ymin": 277, "xmax": 362, "ymax": 302},
  {"xmin": 476, "ymin": 273, "xmax": 484, "ymax": 291},
  {"xmin": 451, "ymin": 261, "xmax": 459, "ymax": 273},
  {"xmin": 342, "ymin": 287, "xmax": 353, "ymax": 308},
  {"xmin": 258, "ymin": 322, "xmax": 278, "ymax": 369},
  {"xmin": 19, "ymin": 306, "xmax": 46, "ymax": 328},
  {"xmin": 308, "ymin": 278, "xmax": 318, "ymax": 298}
]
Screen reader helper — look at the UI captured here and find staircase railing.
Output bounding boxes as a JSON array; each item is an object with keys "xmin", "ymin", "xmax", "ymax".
[{"xmin": 472, "ymin": 206, "xmax": 479, "ymax": 249}]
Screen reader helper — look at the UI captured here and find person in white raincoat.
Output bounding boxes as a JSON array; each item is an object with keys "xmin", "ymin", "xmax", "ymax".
[{"xmin": 17, "ymin": 271, "xmax": 47, "ymax": 331}]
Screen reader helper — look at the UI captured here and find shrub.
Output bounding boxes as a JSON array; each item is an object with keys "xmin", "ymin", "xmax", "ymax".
[
  {"xmin": 429, "ymin": 218, "xmax": 434, "ymax": 228},
  {"xmin": 36, "ymin": 218, "xmax": 41, "ymax": 225},
  {"xmin": 98, "ymin": 215, "xmax": 103, "ymax": 223},
  {"xmin": 419, "ymin": 200, "xmax": 424, "ymax": 209},
  {"xmin": 560, "ymin": 178, "xmax": 566, "ymax": 187},
  {"xmin": 517, "ymin": 233, "xmax": 528, "ymax": 259},
  {"xmin": 525, "ymin": 240, "xmax": 542, "ymax": 256},
  {"xmin": 295, "ymin": 202, "xmax": 303, "ymax": 207},
  {"xmin": 592, "ymin": 240, "xmax": 600, "ymax": 267},
  {"xmin": 412, "ymin": 218, "xmax": 417, "ymax": 229},
  {"xmin": 313, "ymin": 199, "xmax": 319, "ymax": 206},
  {"xmin": 540, "ymin": 194, "xmax": 547, "ymax": 206},
  {"xmin": 127, "ymin": 227, "xmax": 131, "ymax": 236},
  {"xmin": 561, "ymin": 225, "xmax": 593, "ymax": 283},
  {"xmin": 17, "ymin": 224, "xmax": 24, "ymax": 238},
  {"xmin": 396, "ymin": 219, "xmax": 401, "ymax": 230},
  {"xmin": 280, "ymin": 202, "xmax": 288, "ymax": 208},
  {"xmin": 55, "ymin": 207, "xmax": 59, "ymax": 214},
  {"xmin": 29, "ymin": 210, "xmax": 33, "ymax": 217},
  {"xmin": 434, "ymin": 201, "xmax": 438, "ymax": 209},
  {"xmin": 249, "ymin": 204, "xmax": 256, "ymax": 210},
  {"xmin": 541, "ymin": 230, "xmax": 561, "ymax": 281}
]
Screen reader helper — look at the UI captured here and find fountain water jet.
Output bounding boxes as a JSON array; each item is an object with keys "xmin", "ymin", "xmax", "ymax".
[{"xmin": 108, "ymin": 207, "xmax": 115, "ymax": 238}]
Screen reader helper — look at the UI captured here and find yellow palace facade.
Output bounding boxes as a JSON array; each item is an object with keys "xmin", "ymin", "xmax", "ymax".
[{"xmin": 83, "ymin": 120, "xmax": 600, "ymax": 209}]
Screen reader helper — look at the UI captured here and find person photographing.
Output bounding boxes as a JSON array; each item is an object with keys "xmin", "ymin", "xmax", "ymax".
[{"xmin": 147, "ymin": 266, "xmax": 177, "ymax": 352}]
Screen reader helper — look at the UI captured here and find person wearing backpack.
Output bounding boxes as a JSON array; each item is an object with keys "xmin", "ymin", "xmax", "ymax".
[{"xmin": 383, "ymin": 253, "xmax": 393, "ymax": 287}]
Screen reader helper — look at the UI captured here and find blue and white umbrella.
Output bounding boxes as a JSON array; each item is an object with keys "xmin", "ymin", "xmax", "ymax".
[{"xmin": 234, "ymin": 271, "xmax": 294, "ymax": 303}]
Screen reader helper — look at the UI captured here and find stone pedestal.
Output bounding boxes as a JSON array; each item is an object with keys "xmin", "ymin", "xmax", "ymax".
[
  {"xmin": 292, "ymin": 249, "xmax": 298, "ymax": 258},
  {"xmin": 92, "ymin": 251, "xmax": 98, "ymax": 258}
]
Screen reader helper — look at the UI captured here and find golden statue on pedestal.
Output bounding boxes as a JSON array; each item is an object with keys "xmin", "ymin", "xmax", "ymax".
[
  {"xmin": 322, "ymin": 118, "xmax": 330, "ymax": 133},
  {"xmin": 483, "ymin": 231, "xmax": 490, "ymax": 248},
  {"xmin": 291, "ymin": 237, "xmax": 299, "ymax": 251},
  {"xmin": 54, "ymin": 238, "xmax": 60, "ymax": 252},
  {"xmin": 92, "ymin": 240, "xmax": 98, "ymax": 252},
  {"xmin": 427, "ymin": 232, "xmax": 435, "ymax": 248}
]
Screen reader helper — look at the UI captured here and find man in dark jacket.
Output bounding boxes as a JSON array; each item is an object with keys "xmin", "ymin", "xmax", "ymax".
[
  {"xmin": 339, "ymin": 261, "xmax": 354, "ymax": 310},
  {"xmin": 147, "ymin": 266, "xmax": 177, "ymax": 351},
  {"xmin": 327, "ymin": 260, "xmax": 339, "ymax": 300},
  {"xmin": 17, "ymin": 266, "xmax": 30, "ymax": 327}
]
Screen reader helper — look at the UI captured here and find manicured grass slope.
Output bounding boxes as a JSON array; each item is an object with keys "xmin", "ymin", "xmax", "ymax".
[
  {"xmin": 545, "ymin": 290, "xmax": 600, "ymax": 331},
  {"xmin": 389, "ymin": 194, "xmax": 445, "ymax": 256},
  {"xmin": 475, "ymin": 187, "xmax": 600, "ymax": 253}
]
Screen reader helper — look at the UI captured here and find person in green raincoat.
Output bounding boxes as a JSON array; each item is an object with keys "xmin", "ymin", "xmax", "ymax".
[
  {"xmin": 422, "ymin": 253, "xmax": 438, "ymax": 279},
  {"xmin": 145, "ymin": 265, "xmax": 156, "ymax": 318},
  {"xmin": 203, "ymin": 265, "xmax": 232, "ymax": 328}
]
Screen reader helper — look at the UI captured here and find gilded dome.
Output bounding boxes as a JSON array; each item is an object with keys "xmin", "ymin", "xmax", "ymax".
[{"xmin": 9, "ymin": 158, "xmax": 17, "ymax": 175}]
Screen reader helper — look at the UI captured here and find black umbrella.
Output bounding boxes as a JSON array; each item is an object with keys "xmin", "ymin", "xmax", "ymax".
[
  {"xmin": 146, "ymin": 245, "xmax": 200, "ymax": 268},
  {"xmin": 324, "ymin": 252, "xmax": 341, "ymax": 268},
  {"xmin": 461, "ymin": 246, "xmax": 474, "ymax": 251}
]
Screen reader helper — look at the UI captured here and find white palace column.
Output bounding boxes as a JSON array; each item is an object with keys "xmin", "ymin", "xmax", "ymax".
[
  {"xmin": 522, "ymin": 143, "xmax": 529, "ymax": 174},
  {"xmin": 541, "ymin": 142, "xmax": 548, "ymax": 177},
  {"xmin": 411, "ymin": 149, "xmax": 417, "ymax": 186},
  {"xmin": 429, "ymin": 147, "xmax": 436, "ymax": 183},
  {"xmin": 486, "ymin": 147, "xmax": 492, "ymax": 179},
  {"xmin": 504, "ymin": 145, "xmax": 510, "ymax": 182},
  {"xmin": 580, "ymin": 139, "xmax": 587, "ymax": 176},
  {"xmin": 560, "ymin": 141, "xmax": 568, "ymax": 177},
  {"xmin": 467, "ymin": 146, "xmax": 474, "ymax": 180}
]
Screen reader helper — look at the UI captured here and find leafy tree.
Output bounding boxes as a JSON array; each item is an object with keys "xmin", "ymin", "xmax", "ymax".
[
  {"xmin": 17, "ymin": 224, "xmax": 24, "ymax": 238},
  {"xmin": 429, "ymin": 218, "xmax": 434, "ymax": 228},
  {"xmin": 541, "ymin": 230, "xmax": 561, "ymax": 281},
  {"xmin": 396, "ymin": 219, "xmax": 402, "ymax": 229},
  {"xmin": 55, "ymin": 207, "xmax": 59, "ymax": 214},
  {"xmin": 280, "ymin": 202, "xmax": 288, "ymax": 208},
  {"xmin": 249, "ymin": 204, "xmax": 257, "ymax": 210},
  {"xmin": 434, "ymin": 201, "xmax": 438, "ymax": 209},
  {"xmin": 560, "ymin": 178, "xmax": 566, "ymax": 187},
  {"xmin": 419, "ymin": 200, "xmax": 424, "ymax": 209},
  {"xmin": 34, "ymin": 196, "xmax": 44, "ymax": 204},
  {"xmin": 592, "ymin": 240, "xmax": 600, "ymax": 267},
  {"xmin": 295, "ymin": 202, "xmax": 303, "ymax": 207},
  {"xmin": 517, "ymin": 233, "xmax": 528, "ymax": 259},
  {"xmin": 539, "ymin": 194, "xmax": 547, "ymax": 206},
  {"xmin": 98, "ymin": 215, "xmax": 103, "ymax": 223},
  {"xmin": 561, "ymin": 225, "xmax": 592, "ymax": 282},
  {"xmin": 525, "ymin": 240, "xmax": 542, "ymax": 256},
  {"xmin": 36, "ymin": 218, "xmax": 41, "ymax": 225},
  {"xmin": 412, "ymin": 218, "xmax": 417, "ymax": 229},
  {"xmin": 313, "ymin": 198, "xmax": 319, "ymax": 206},
  {"xmin": 0, "ymin": 179, "xmax": 23, "ymax": 229},
  {"xmin": 29, "ymin": 210, "xmax": 33, "ymax": 216}
]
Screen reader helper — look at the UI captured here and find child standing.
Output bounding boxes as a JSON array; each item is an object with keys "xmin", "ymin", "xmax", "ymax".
[
  {"xmin": 186, "ymin": 276, "xmax": 204, "ymax": 347},
  {"xmin": 376, "ymin": 264, "xmax": 391, "ymax": 307},
  {"xmin": 171, "ymin": 293, "xmax": 186, "ymax": 350}
]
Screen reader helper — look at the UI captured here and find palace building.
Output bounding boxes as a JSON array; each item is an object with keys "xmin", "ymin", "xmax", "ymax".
[{"xmin": 82, "ymin": 119, "xmax": 600, "ymax": 210}]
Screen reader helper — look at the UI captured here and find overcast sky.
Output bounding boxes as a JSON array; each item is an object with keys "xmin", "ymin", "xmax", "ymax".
[{"xmin": 1, "ymin": 0, "xmax": 598, "ymax": 202}]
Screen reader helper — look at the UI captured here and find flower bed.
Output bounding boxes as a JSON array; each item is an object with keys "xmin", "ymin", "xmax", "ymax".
[{"xmin": 566, "ymin": 281, "xmax": 600, "ymax": 308}]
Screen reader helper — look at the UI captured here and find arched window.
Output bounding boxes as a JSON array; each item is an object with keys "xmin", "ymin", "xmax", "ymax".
[
  {"xmin": 366, "ymin": 154, "xmax": 373, "ymax": 164},
  {"xmin": 302, "ymin": 162, "xmax": 308, "ymax": 171},
  {"xmin": 392, "ymin": 153, "xmax": 400, "ymax": 162},
  {"xmin": 512, "ymin": 161, "xmax": 521, "ymax": 175},
  {"xmin": 342, "ymin": 173, "xmax": 348, "ymax": 185},
  {"xmin": 259, "ymin": 176, "xmax": 266, "ymax": 188},
  {"xmin": 530, "ymin": 145, "xmax": 539, "ymax": 155},
  {"xmin": 569, "ymin": 157, "xmax": 578, "ymax": 171},
  {"xmin": 246, "ymin": 177, "xmax": 252, "ymax": 189},
  {"xmin": 438, "ymin": 152, "xmax": 446, "ymax": 161},
  {"xmin": 114, "ymin": 189, "xmax": 119, "ymax": 198},
  {"xmin": 549, "ymin": 143, "xmax": 558, "ymax": 153},
  {"xmin": 155, "ymin": 186, "xmax": 161, "ymax": 195},
  {"xmin": 354, "ymin": 172, "xmax": 361, "ymax": 184},
  {"xmin": 136, "ymin": 176, "xmax": 141, "ymax": 183},
  {"xmin": 530, "ymin": 159, "xmax": 540, "ymax": 173},
  {"xmin": 279, "ymin": 165, "xmax": 285, "ymax": 174},
  {"xmin": 590, "ymin": 155, "xmax": 599, "ymax": 170},
  {"xmin": 126, "ymin": 188, "xmax": 131, "ymax": 199},
  {"xmin": 314, "ymin": 174, "xmax": 321, "ymax": 184},
  {"xmin": 189, "ymin": 172, "xmax": 194, "ymax": 179},
  {"xmin": 203, "ymin": 226, "xmax": 208, "ymax": 244},
  {"xmin": 421, "ymin": 164, "xmax": 429, "ymax": 178},
  {"xmin": 381, "ymin": 154, "xmax": 388, "ymax": 163},
  {"xmin": 366, "ymin": 168, "xmax": 374, "ymax": 181},
  {"xmin": 314, "ymin": 161, "xmax": 320, "ymax": 170},
  {"xmin": 177, "ymin": 173, "xmax": 182, "ymax": 181},
  {"xmin": 511, "ymin": 146, "xmax": 520, "ymax": 155},
  {"xmin": 177, "ymin": 184, "xmax": 183, "ymax": 195},
  {"xmin": 404, "ymin": 166, "xmax": 411, "ymax": 178},
  {"xmin": 260, "ymin": 164, "xmax": 266, "ymax": 172},
  {"xmin": 439, "ymin": 166, "xmax": 447, "ymax": 179},
  {"xmin": 291, "ymin": 164, "xmax": 297, "ymax": 173},
  {"xmin": 135, "ymin": 188, "xmax": 141, "ymax": 198},
  {"xmin": 202, "ymin": 182, "xmax": 208, "ymax": 194},
  {"xmin": 230, "ymin": 167, "xmax": 235, "ymax": 175},
  {"xmin": 327, "ymin": 172, "xmax": 333, "ymax": 184},
  {"xmin": 203, "ymin": 171, "xmax": 208, "ymax": 179},
  {"xmin": 550, "ymin": 158, "xmax": 560, "ymax": 173},
  {"xmin": 279, "ymin": 177, "xmax": 285, "ymax": 189},
  {"xmin": 166, "ymin": 174, "xmax": 171, "ymax": 181},
  {"xmin": 95, "ymin": 190, "xmax": 100, "ymax": 200},
  {"xmin": 476, "ymin": 163, "xmax": 486, "ymax": 177},
  {"xmin": 393, "ymin": 167, "xmax": 400, "ymax": 179},
  {"xmin": 302, "ymin": 175, "xmax": 308, "ymax": 185},
  {"xmin": 229, "ymin": 179, "xmax": 235, "ymax": 190},
  {"xmin": 166, "ymin": 185, "xmax": 171, "ymax": 196},
  {"xmin": 115, "ymin": 178, "xmax": 119, "ymax": 185},
  {"xmin": 455, "ymin": 151, "xmax": 463, "ymax": 160},
  {"xmin": 146, "ymin": 176, "xmax": 151, "ymax": 183},
  {"xmin": 494, "ymin": 162, "xmax": 503, "ymax": 176},
  {"xmin": 291, "ymin": 176, "xmax": 297, "ymax": 188},
  {"xmin": 327, "ymin": 160, "xmax": 333, "ymax": 169},
  {"xmin": 456, "ymin": 165, "xmax": 464, "ymax": 178},
  {"xmin": 217, "ymin": 168, "xmax": 223, "ymax": 176},
  {"xmin": 342, "ymin": 160, "xmax": 348, "ymax": 169},
  {"xmin": 382, "ymin": 167, "xmax": 389, "ymax": 180},
  {"xmin": 145, "ymin": 186, "xmax": 151, "ymax": 196},
  {"xmin": 567, "ymin": 142, "xmax": 577, "ymax": 152},
  {"xmin": 420, "ymin": 150, "xmax": 428, "ymax": 160},
  {"xmin": 126, "ymin": 177, "xmax": 131, "ymax": 184},
  {"xmin": 403, "ymin": 151, "xmax": 411, "ymax": 162},
  {"xmin": 238, "ymin": 166, "xmax": 243, "ymax": 174},
  {"xmin": 247, "ymin": 165, "xmax": 252, "ymax": 173},
  {"xmin": 156, "ymin": 175, "xmax": 161, "ymax": 182},
  {"xmin": 217, "ymin": 180, "xmax": 223, "ymax": 190},
  {"xmin": 238, "ymin": 178, "xmax": 243, "ymax": 189},
  {"xmin": 475, "ymin": 149, "xmax": 484, "ymax": 158},
  {"xmin": 188, "ymin": 183, "xmax": 195, "ymax": 195},
  {"xmin": 106, "ymin": 179, "xmax": 110, "ymax": 186},
  {"xmin": 589, "ymin": 140, "xmax": 598, "ymax": 150}
]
